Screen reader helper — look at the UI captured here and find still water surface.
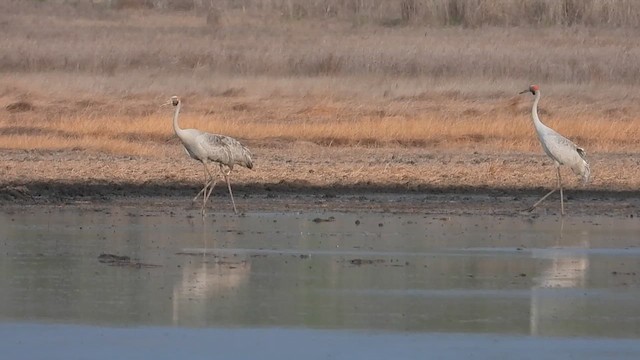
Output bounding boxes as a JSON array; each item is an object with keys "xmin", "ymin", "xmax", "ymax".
[{"xmin": 1, "ymin": 206, "xmax": 639, "ymax": 358}]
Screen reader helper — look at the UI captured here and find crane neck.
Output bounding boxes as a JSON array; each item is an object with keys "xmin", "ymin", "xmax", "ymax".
[
  {"xmin": 172, "ymin": 101, "xmax": 183, "ymax": 135},
  {"xmin": 531, "ymin": 90, "xmax": 544, "ymax": 128}
]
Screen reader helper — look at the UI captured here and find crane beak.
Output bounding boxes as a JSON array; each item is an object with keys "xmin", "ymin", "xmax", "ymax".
[
  {"xmin": 519, "ymin": 89, "xmax": 529, "ymax": 94},
  {"xmin": 160, "ymin": 100, "xmax": 172, "ymax": 107}
]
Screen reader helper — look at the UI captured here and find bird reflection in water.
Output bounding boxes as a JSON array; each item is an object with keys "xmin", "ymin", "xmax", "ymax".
[
  {"xmin": 529, "ymin": 222, "xmax": 590, "ymax": 336},
  {"xmin": 172, "ymin": 222, "xmax": 251, "ymax": 326}
]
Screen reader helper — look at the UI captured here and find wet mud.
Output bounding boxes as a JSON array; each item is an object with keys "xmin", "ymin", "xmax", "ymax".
[{"xmin": 0, "ymin": 180, "xmax": 638, "ymax": 218}]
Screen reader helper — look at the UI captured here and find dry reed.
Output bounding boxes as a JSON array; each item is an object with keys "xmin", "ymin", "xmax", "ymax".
[
  {"xmin": 1, "ymin": 1, "xmax": 639, "ymax": 156},
  {"xmin": 2, "ymin": 1, "xmax": 640, "ymax": 85},
  {"xmin": 98, "ymin": 0, "xmax": 640, "ymax": 27},
  {"xmin": 1, "ymin": 92, "xmax": 638, "ymax": 156}
]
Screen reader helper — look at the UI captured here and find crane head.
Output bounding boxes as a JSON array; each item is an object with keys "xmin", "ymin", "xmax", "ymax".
[
  {"xmin": 519, "ymin": 85, "xmax": 539, "ymax": 95},
  {"xmin": 162, "ymin": 96, "xmax": 180, "ymax": 107}
]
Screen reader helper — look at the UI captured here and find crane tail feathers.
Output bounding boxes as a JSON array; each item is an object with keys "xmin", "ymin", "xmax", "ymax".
[
  {"xmin": 581, "ymin": 162, "xmax": 591, "ymax": 185},
  {"xmin": 569, "ymin": 157, "xmax": 590, "ymax": 185},
  {"xmin": 572, "ymin": 147, "xmax": 590, "ymax": 184},
  {"xmin": 243, "ymin": 150, "xmax": 253, "ymax": 169}
]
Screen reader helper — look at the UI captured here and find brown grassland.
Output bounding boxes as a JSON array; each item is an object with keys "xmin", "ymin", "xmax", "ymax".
[{"xmin": 1, "ymin": 0, "xmax": 640, "ymax": 203}]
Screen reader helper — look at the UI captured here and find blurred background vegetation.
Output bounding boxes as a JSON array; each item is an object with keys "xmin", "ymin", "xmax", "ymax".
[{"xmin": 86, "ymin": 0, "xmax": 640, "ymax": 27}]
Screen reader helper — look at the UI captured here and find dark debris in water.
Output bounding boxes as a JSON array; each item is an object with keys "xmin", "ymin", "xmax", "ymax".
[
  {"xmin": 345, "ymin": 258, "xmax": 411, "ymax": 266},
  {"xmin": 612, "ymin": 271, "xmax": 637, "ymax": 276},
  {"xmin": 312, "ymin": 216, "xmax": 335, "ymax": 223},
  {"xmin": 98, "ymin": 253, "xmax": 130, "ymax": 263},
  {"xmin": 176, "ymin": 251, "xmax": 219, "ymax": 257},
  {"xmin": 349, "ymin": 258, "xmax": 385, "ymax": 266},
  {"xmin": 98, "ymin": 253, "xmax": 161, "ymax": 268},
  {"xmin": 215, "ymin": 259, "xmax": 248, "ymax": 267}
]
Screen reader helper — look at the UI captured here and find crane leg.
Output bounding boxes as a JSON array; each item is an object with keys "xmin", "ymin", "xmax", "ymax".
[
  {"xmin": 524, "ymin": 165, "xmax": 564, "ymax": 215},
  {"xmin": 220, "ymin": 165, "xmax": 238, "ymax": 214},
  {"xmin": 557, "ymin": 166, "xmax": 565, "ymax": 216},
  {"xmin": 203, "ymin": 178, "xmax": 217, "ymax": 207},
  {"xmin": 193, "ymin": 162, "xmax": 210, "ymax": 202},
  {"xmin": 193, "ymin": 187, "xmax": 205, "ymax": 202},
  {"xmin": 194, "ymin": 178, "xmax": 217, "ymax": 202},
  {"xmin": 524, "ymin": 188, "xmax": 557, "ymax": 213},
  {"xmin": 193, "ymin": 177, "xmax": 215, "ymax": 202},
  {"xmin": 199, "ymin": 162, "xmax": 216, "ymax": 216}
]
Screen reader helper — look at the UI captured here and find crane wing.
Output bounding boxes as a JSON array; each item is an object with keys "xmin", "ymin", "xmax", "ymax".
[
  {"xmin": 543, "ymin": 130, "xmax": 590, "ymax": 183},
  {"xmin": 544, "ymin": 132, "xmax": 576, "ymax": 161},
  {"xmin": 198, "ymin": 132, "xmax": 253, "ymax": 169},
  {"xmin": 219, "ymin": 135, "xmax": 254, "ymax": 169},
  {"xmin": 546, "ymin": 131, "xmax": 578, "ymax": 151}
]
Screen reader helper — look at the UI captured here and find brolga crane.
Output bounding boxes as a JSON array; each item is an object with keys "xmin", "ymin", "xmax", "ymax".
[
  {"xmin": 164, "ymin": 96, "xmax": 253, "ymax": 215},
  {"xmin": 520, "ymin": 85, "xmax": 590, "ymax": 215}
]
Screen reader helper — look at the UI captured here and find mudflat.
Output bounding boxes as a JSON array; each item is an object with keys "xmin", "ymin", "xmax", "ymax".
[{"xmin": 1, "ymin": 144, "xmax": 638, "ymax": 217}]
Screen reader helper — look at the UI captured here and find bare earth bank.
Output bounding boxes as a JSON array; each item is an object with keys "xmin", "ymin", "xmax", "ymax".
[{"xmin": 0, "ymin": 145, "xmax": 638, "ymax": 217}]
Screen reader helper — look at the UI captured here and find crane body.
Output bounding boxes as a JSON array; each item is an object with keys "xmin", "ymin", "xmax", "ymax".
[
  {"xmin": 521, "ymin": 85, "xmax": 590, "ymax": 215},
  {"xmin": 167, "ymin": 96, "xmax": 253, "ymax": 215}
]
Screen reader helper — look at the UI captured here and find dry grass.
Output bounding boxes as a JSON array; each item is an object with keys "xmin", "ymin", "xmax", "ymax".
[
  {"xmin": 0, "ymin": 2, "xmax": 639, "ymax": 157},
  {"xmin": 3, "ymin": 2, "xmax": 640, "ymax": 85},
  {"xmin": 94, "ymin": 0, "xmax": 640, "ymax": 27},
  {"xmin": 1, "ymin": 88, "xmax": 638, "ymax": 156}
]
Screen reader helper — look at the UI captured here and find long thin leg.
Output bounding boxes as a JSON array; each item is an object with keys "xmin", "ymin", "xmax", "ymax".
[
  {"xmin": 193, "ymin": 162, "xmax": 217, "ymax": 202},
  {"xmin": 193, "ymin": 162, "xmax": 208, "ymax": 202},
  {"xmin": 524, "ymin": 164, "xmax": 563, "ymax": 214},
  {"xmin": 557, "ymin": 166, "xmax": 564, "ymax": 216},
  {"xmin": 203, "ymin": 178, "xmax": 217, "ymax": 207},
  {"xmin": 200, "ymin": 162, "xmax": 215, "ymax": 216},
  {"xmin": 220, "ymin": 165, "xmax": 237, "ymax": 214},
  {"xmin": 524, "ymin": 188, "xmax": 557, "ymax": 212},
  {"xmin": 193, "ymin": 180, "xmax": 214, "ymax": 202}
]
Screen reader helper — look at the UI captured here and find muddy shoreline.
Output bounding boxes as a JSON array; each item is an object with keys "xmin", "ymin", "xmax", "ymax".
[
  {"xmin": 1, "ymin": 147, "xmax": 638, "ymax": 216},
  {"xmin": 1, "ymin": 181, "xmax": 637, "ymax": 217}
]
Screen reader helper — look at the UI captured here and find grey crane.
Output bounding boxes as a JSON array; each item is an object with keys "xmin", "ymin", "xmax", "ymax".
[
  {"xmin": 520, "ymin": 85, "xmax": 590, "ymax": 215},
  {"xmin": 165, "ymin": 96, "xmax": 253, "ymax": 215}
]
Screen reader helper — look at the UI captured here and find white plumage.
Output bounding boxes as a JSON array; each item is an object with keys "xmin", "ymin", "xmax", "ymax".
[
  {"xmin": 167, "ymin": 96, "xmax": 253, "ymax": 215},
  {"xmin": 521, "ymin": 85, "xmax": 590, "ymax": 215}
]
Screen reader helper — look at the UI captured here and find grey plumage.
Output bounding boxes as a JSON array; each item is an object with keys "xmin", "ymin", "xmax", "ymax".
[
  {"xmin": 166, "ymin": 96, "xmax": 253, "ymax": 215},
  {"xmin": 520, "ymin": 85, "xmax": 591, "ymax": 215},
  {"xmin": 181, "ymin": 130, "xmax": 253, "ymax": 170}
]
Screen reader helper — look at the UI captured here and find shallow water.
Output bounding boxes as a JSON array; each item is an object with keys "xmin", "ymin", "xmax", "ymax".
[{"xmin": 1, "ymin": 206, "xmax": 639, "ymax": 357}]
